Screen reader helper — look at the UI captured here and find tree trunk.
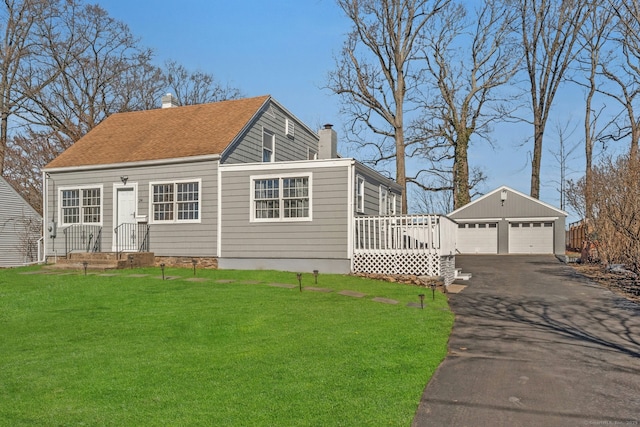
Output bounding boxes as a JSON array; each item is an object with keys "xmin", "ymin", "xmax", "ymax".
[
  {"xmin": 530, "ymin": 120, "xmax": 544, "ymax": 199},
  {"xmin": 630, "ymin": 126, "xmax": 639, "ymax": 160},
  {"xmin": 396, "ymin": 125, "xmax": 407, "ymax": 214},
  {"xmin": 452, "ymin": 133, "xmax": 471, "ymax": 209},
  {"xmin": 584, "ymin": 90, "xmax": 594, "ymax": 222}
]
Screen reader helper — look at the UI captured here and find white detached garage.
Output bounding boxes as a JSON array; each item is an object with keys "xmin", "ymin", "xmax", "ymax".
[{"xmin": 448, "ymin": 186, "xmax": 567, "ymax": 255}]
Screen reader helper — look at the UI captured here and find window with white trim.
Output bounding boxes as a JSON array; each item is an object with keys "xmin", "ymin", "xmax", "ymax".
[
  {"xmin": 308, "ymin": 148, "xmax": 318, "ymax": 160},
  {"xmin": 388, "ymin": 192, "xmax": 396, "ymax": 215},
  {"xmin": 356, "ymin": 175, "xmax": 365, "ymax": 213},
  {"xmin": 151, "ymin": 180, "xmax": 200, "ymax": 222},
  {"xmin": 60, "ymin": 186, "xmax": 102, "ymax": 225},
  {"xmin": 262, "ymin": 129, "xmax": 275, "ymax": 162},
  {"xmin": 252, "ymin": 174, "xmax": 311, "ymax": 221},
  {"xmin": 379, "ymin": 186, "xmax": 396, "ymax": 215}
]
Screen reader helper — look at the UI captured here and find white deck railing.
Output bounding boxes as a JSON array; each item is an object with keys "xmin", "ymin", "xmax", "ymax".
[{"xmin": 353, "ymin": 214, "xmax": 456, "ymax": 256}]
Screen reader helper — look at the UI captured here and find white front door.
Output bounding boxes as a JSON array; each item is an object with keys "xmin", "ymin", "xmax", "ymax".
[{"xmin": 116, "ymin": 188, "xmax": 137, "ymax": 251}]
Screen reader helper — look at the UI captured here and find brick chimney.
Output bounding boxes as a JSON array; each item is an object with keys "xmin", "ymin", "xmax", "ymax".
[
  {"xmin": 318, "ymin": 124, "xmax": 337, "ymax": 159},
  {"xmin": 161, "ymin": 93, "xmax": 178, "ymax": 109}
]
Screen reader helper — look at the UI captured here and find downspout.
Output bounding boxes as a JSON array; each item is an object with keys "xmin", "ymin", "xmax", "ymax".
[
  {"xmin": 216, "ymin": 162, "xmax": 222, "ymax": 259},
  {"xmin": 42, "ymin": 171, "xmax": 47, "ymax": 263},
  {"xmin": 347, "ymin": 160, "xmax": 355, "ymax": 272}
]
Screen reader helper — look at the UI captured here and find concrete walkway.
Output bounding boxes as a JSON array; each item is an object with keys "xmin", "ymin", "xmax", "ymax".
[{"xmin": 413, "ymin": 255, "xmax": 640, "ymax": 426}]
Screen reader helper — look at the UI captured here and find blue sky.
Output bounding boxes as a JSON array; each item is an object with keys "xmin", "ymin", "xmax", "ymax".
[{"xmin": 98, "ymin": 0, "xmax": 597, "ymax": 220}]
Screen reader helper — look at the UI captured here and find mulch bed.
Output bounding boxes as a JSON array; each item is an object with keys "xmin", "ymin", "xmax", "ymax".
[{"xmin": 570, "ymin": 263, "xmax": 640, "ymax": 304}]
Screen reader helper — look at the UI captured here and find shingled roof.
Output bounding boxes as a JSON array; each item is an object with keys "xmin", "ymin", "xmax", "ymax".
[{"xmin": 45, "ymin": 95, "xmax": 270, "ymax": 169}]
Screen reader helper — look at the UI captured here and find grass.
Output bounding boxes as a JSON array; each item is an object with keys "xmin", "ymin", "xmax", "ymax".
[{"xmin": 0, "ymin": 266, "xmax": 453, "ymax": 426}]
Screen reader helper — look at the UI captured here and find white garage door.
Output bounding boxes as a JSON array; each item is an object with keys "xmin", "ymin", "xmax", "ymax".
[
  {"xmin": 456, "ymin": 223, "xmax": 498, "ymax": 254},
  {"xmin": 509, "ymin": 222, "xmax": 554, "ymax": 254}
]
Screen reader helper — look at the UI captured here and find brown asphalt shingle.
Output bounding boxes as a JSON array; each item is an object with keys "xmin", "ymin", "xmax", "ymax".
[{"xmin": 45, "ymin": 95, "xmax": 270, "ymax": 169}]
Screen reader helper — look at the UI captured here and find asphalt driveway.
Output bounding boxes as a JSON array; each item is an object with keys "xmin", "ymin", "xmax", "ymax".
[{"xmin": 413, "ymin": 255, "xmax": 640, "ymax": 426}]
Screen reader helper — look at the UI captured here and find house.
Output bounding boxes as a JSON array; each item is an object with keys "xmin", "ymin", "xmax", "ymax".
[
  {"xmin": 0, "ymin": 176, "xmax": 42, "ymax": 267},
  {"xmin": 448, "ymin": 186, "xmax": 567, "ymax": 255},
  {"xmin": 42, "ymin": 95, "xmax": 417, "ymax": 274}
]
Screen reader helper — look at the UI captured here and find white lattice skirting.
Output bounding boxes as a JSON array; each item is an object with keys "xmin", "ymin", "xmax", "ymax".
[{"xmin": 352, "ymin": 252, "xmax": 448, "ymax": 276}]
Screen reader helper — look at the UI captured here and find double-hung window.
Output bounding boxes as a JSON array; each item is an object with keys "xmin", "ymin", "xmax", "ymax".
[
  {"xmin": 379, "ymin": 186, "xmax": 396, "ymax": 215},
  {"xmin": 151, "ymin": 180, "xmax": 200, "ymax": 223},
  {"xmin": 60, "ymin": 186, "xmax": 102, "ymax": 225},
  {"xmin": 262, "ymin": 129, "xmax": 275, "ymax": 162},
  {"xmin": 252, "ymin": 174, "xmax": 311, "ymax": 222},
  {"xmin": 356, "ymin": 175, "xmax": 365, "ymax": 213}
]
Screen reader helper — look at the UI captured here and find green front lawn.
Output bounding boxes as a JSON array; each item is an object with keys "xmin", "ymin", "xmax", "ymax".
[{"xmin": 0, "ymin": 266, "xmax": 453, "ymax": 426}]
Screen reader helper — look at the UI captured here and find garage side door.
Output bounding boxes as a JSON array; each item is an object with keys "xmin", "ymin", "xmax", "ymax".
[
  {"xmin": 509, "ymin": 222, "xmax": 553, "ymax": 254},
  {"xmin": 456, "ymin": 223, "xmax": 498, "ymax": 254}
]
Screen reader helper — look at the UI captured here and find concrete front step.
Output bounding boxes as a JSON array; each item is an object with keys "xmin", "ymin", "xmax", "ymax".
[{"xmin": 455, "ymin": 268, "xmax": 472, "ymax": 281}]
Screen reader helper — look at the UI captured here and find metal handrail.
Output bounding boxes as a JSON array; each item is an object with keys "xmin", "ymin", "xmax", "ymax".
[
  {"xmin": 92, "ymin": 228, "xmax": 102, "ymax": 252},
  {"xmin": 63, "ymin": 224, "xmax": 103, "ymax": 257},
  {"xmin": 114, "ymin": 222, "xmax": 150, "ymax": 256},
  {"xmin": 138, "ymin": 224, "xmax": 150, "ymax": 252}
]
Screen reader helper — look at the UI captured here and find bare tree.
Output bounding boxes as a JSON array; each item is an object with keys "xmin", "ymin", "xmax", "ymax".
[
  {"xmin": 597, "ymin": 0, "xmax": 640, "ymax": 159},
  {"xmin": 568, "ymin": 155, "xmax": 640, "ymax": 275},
  {"xmin": 6, "ymin": 1, "xmax": 165, "ymax": 209},
  {"xmin": 574, "ymin": 0, "xmax": 614, "ymax": 220},
  {"xmin": 4, "ymin": 129, "xmax": 61, "ymax": 213},
  {"xmin": 327, "ymin": 0, "xmax": 449, "ymax": 213},
  {"xmin": 547, "ymin": 119, "xmax": 580, "ymax": 211},
  {"xmin": 164, "ymin": 60, "xmax": 242, "ymax": 106},
  {"xmin": 21, "ymin": 2, "xmax": 161, "ymax": 145},
  {"xmin": 415, "ymin": 0, "xmax": 520, "ymax": 209},
  {"xmin": 0, "ymin": 0, "xmax": 60, "ymax": 174},
  {"xmin": 517, "ymin": 0, "xmax": 589, "ymax": 198},
  {"xmin": 410, "ymin": 177, "xmax": 452, "ymax": 214}
]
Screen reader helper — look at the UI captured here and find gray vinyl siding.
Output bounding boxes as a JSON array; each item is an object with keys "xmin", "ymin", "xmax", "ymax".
[
  {"xmin": 354, "ymin": 163, "xmax": 402, "ymax": 216},
  {"xmin": 223, "ymin": 101, "xmax": 319, "ymax": 164},
  {"xmin": 449, "ymin": 190, "xmax": 562, "ymax": 219},
  {"xmin": 44, "ymin": 159, "xmax": 218, "ymax": 257},
  {"xmin": 220, "ymin": 164, "xmax": 350, "ymax": 259},
  {"xmin": 0, "ymin": 178, "xmax": 42, "ymax": 266}
]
